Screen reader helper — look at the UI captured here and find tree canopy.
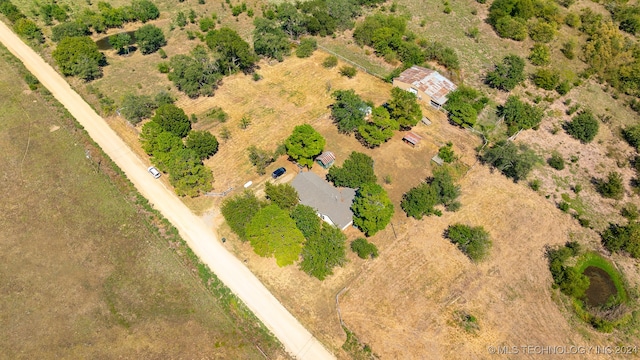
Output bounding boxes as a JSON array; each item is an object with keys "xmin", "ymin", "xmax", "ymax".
[
  {"xmin": 400, "ymin": 167, "xmax": 461, "ymax": 219},
  {"xmin": 351, "ymin": 182, "xmax": 394, "ymax": 236},
  {"xmin": 331, "ymin": 89, "xmax": 369, "ymax": 134},
  {"xmin": 185, "ymin": 130, "xmax": 219, "ymax": 160},
  {"xmin": 499, "ymin": 95, "xmax": 543, "ymax": 135},
  {"xmin": 446, "ymin": 224, "xmax": 492, "ymax": 262},
  {"xmin": 565, "ymin": 110, "xmax": 599, "ymax": 143},
  {"xmin": 52, "ymin": 36, "xmax": 105, "ymax": 81},
  {"xmin": 206, "ymin": 27, "xmax": 257, "ymax": 74},
  {"xmin": 387, "ymin": 87, "xmax": 422, "ymax": 129},
  {"xmin": 253, "ymin": 18, "xmax": 291, "ymax": 62},
  {"xmin": 245, "ymin": 205, "xmax": 305, "ymax": 267},
  {"xmin": 135, "ymin": 24, "xmax": 166, "ymax": 54},
  {"xmin": 481, "ymin": 141, "xmax": 540, "ymax": 182},
  {"xmin": 265, "ymin": 182, "xmax": 299, "ymax": 210},
  {"xmin": 357, "ymin": 106, "xmax": 398, "ymax": 147},
  {"xmin": 285, "ymin": 124, "xmax": 325, "ymax": 167},
  {"xmin": 152, "ymin": 104, "xmax": 191, "ymax": 138},
  {"xmin": 221, "ymin": 191, "xmax": 265, "ymax": 241},
  {"xmin": 299, "ymin": 223, "xmax": 347, "ymax": 280},
  {"xmin": 485, "ymin": 54, "xmax": 525, "ymax": 91},
  {"xmin": 109, "ymin": 32, "xmax": 132, "ymax": 55},
  {"xmin": 327, "ymin": 151, "xmax": 377, "ymax": 188},
  {"xmin": 290, "ymin": 204, "xmax": 322, "ymax": 239},
  {"xmin": 443, "ymin": 85, "xmax": 488, "ymax": 127},
  {"xmin": 168, "ymin": 46, "xmax": 223, "ymax": 98},
  {"xmin": 602, "ymin": 222, "xmax": 640, "ymax": 258},
  {"xmin": 350, "ymin": 238, "xmax": 379, "ymax": 259},
  {"xmin": 120, "ymin": 92, "xmax": 157, "ymax": 124}
]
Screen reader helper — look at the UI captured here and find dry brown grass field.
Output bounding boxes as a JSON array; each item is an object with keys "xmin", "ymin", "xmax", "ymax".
[
  {"xmin": 0, "ymin": 45, "xmax": 282, "ymax": 359},
  {"xmin": 12, "ymin": 0, "xmax": 640, "ymax": 357}
]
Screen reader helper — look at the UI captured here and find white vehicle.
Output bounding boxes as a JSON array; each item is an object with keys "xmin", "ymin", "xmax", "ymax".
[{"xmin": 147, "ymin": 166, "xmax": 161, "ymax": 179}]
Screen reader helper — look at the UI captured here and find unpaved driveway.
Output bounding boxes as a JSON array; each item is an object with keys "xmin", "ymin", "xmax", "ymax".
[{"xmin": 0, "ymin": 21, "xmax": 334, "ymax": 360}]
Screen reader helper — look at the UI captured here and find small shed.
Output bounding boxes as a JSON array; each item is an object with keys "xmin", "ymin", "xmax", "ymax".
[
  {"xmin": 431, "ymin": 155, "xmax": 444, "ymax": 166},
  {"xmin": 316, "ymin": 151, "xmax": 336, "ymax": 169},
  {"xmin": 402, "ymin": 132, "xmax": 422, "ymax": 147}
]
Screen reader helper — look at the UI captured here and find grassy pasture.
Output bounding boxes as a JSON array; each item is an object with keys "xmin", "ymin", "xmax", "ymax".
[{"xmin": 0, "ymin": 44, "xmax": 282, "ymax": 359}]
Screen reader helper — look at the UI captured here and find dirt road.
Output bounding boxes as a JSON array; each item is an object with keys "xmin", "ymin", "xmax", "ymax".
[{"xmin": 0, "ymin": 21, "xmax": 334, "ymax": 360}]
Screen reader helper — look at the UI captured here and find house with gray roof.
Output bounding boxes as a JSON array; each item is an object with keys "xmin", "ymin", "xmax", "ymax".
[
  {"xmin": 393, "ymin": 66, "xmax": 457, "ymax": 109},
  {"xmin": 291, "ymin": 172, "xmax": 355, "ymax": 230}
]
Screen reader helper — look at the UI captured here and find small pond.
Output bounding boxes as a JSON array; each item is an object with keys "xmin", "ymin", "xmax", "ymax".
[
  {"xmin": 583, "ymin": 266, "xmax": 618, "ymax": 307},
  {"xmin": 95, "ymin": 31, "xmax": 137, "ymax": 51}
]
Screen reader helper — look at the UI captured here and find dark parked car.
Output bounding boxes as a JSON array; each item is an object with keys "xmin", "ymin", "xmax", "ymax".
[{"xmin": 272, "ymin": 167, "xmax": 286, "ymax": 179}]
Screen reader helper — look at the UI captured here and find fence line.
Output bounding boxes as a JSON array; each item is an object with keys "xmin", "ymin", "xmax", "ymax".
[
  {"xmin": 317, "ymin": 44, "xmax": 386, "ymax": 80},
  {"xmin": 204, "ymin": 186, "xmax": 234, "ymax": 197}
]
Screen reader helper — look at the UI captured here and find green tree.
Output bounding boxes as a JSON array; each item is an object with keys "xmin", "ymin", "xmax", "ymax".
[
  {"xmin": 199, "ymin": 17, "xmax": 215, "ymax": 32},
  {"xmin": 387, "ymin": 87, "xmax": 422, "ymax": 129},
  {"xmin": 327, "ymin": 151, "xmax": 377, "ymax": 188},
  {"xmin": 14, "ymin": 18, "xmax": 44, "ymax": 43},
  {"xmin": 175, "ymin": 11, "xmax": 187, "ymax": 28},
  {"xmin": 207, "ymin": 27, "xmax": 257, "ymax": 74},
  {"xmin": 164, "ymin": 148, "xmax": 213, "ymax": 197},
  {"xmin": 532, "ymin": 68, "xmax": 559, "ymax": 90},
  {"xmin": 351, "ymin": 182, "xmax": 394, "ymax": 236},
  {"xmin": 528, "ymin": 43, "xmax": 550, "ymax": 66},
  {"xmin": 131, "ymin": 0, "xmax": 160, "ymax": 22},
  {"xmin": 597, "ymin": 172, "xmax": 624, "ymax": 200},
  {"xmin": 623, "ymin": 124, "xmax": 640, "ymax": 150},
  {"xmin": 109, "ymin": 32, "xmax": 132, "ymax": 55},
  {"xmin": 120, "ymin": 93, "xmax": 157, "ymax": 124},
  {"xmin": 438, "ymin": 142, "xmax": 455, "ymax": 163},
  {"xmin": 446, "ymin": 224, "xmax": 492, "ymax": 262},
  {"xmin": 296, "ymin": 38, "xmax": 317, "ymax": 58},
  {"xmin": 486, "ymin": 54, "xmax": 526, "ymax": 91},
  {"xmin": 221, "ymin": 191, "xmax": 265, "ymax": 241},
  {"xmin": 168, "ymin": 46, "xmax": 223, "ymax": 98},
  {"xmin": 285, "ymin": 124, "xmax": 325, "ymax": 167},
  {"xmin": 290, "ymin": 204, "xmax": 322, "ymax": 239},
  {"xmin": 494, "ymin": 16, "xmax": 528, "ymax": 40},
  {"xmin": 299, "ymin": 223, "xmax": 347, "ymax": 280},
  {"xmin": 51, "ymin": 21, "xmax": 91, "ymax": 42},
  {"xmin": 252, "ymin": 18, "xmax": 291, "ymax": 62},
  {"xmin": 565, "ymin": 110, "xmax": 599, "ymax": 143},
  {"xmin": 245, "ymin": 205, "xmax": 305, "ymax": 266},
  {"xmin": 135, "ymin": 24, "xmax": 166, "ymax": 55},
  {"xmin": 185, "ymin": 131, "xmax": 219, "ymax": 160},
  {"xmin": 52, "ymin": 36, "xmax": 105, "ymax": 81},
  {"xmin": 154, "ymin": 90, "xmax": 175, "ymax": 107},
  {"xmin": 602, "ymin": 222, "xmax": 640, "ymax": 258},
  {"xmin": 547, "ymin": 152, "xmax": 565, "ymax": 170},
  {"xmin": 339, "ymin": 66, "xmax": 357, "ymax": 78},
  {"xmin": 482, "ymin": 141, "xmax": 540, "ymax": 182},
  {"xmin": 152, "ymin": 104, "xmax": 191, "ymax": 138},
  {"xmin": 400, "ymin": 167, "xmax": 461, "ymax": 219},
  {"xmin": 265, "ymin": 182, "xmax": 299, "ymax": 210},
  {"xmin": 528, "ymin": 20, "xmax": 556, "ymax": 42},
  {"xmin": 499, "ymin": 95, "xmax": 543, "ymax": 135},
  {"xmin": 357, "ymin": 106, "xmax": 398, "ymax": 147},
  {"xmin": 247, "ymin": 146, "xmax": 274, "ymax": 175},
  {"xmin": 331, "ymin": 89, "xmax": 368, "ymax": 134},
  {"xmin": 350, "ymin": 238, "xmax": 379, "ymax": 259},
  {"xmin": 443, "ymin": 85, "xmax": 487, "ymax": 127}
]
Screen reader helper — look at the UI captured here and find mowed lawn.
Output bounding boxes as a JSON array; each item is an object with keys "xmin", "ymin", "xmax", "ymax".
[{"xmin": 0, "ymin": 45, "xmax": 277, "ymax": 359}]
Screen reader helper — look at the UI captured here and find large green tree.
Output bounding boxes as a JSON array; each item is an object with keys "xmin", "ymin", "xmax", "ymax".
[
  {"xmin": 221, "ymin": 191, "xmax": 265, "ymax": 241},
  {"xmin": 51, "ymin": 21, "xmax": 91, "ymax": 42},
  {"xmin": 443, "ymin": 85, "xmax": 488, "ymax": 128},
  {"xmin": 109, "ymin": 32, "xmax": 132, "ymax": 55},
  {"xmin": 499, "ymin": 95, "xmax": 543, "ymax": 135},
  {"xmin": 285, "ymin": 124, "xmax": 325, "ymax": 167},
  {"xmin": 327, "ymin": 151, "xmax": 377, "ymax": 188},
  {"xmin": 135, "ymin": 24, "xmax": 166, "ymax": 55},
  {"xmin": 207, "ymin": 27, "xmax": 257, "ymax": 74},
  {"xmin": 351, "ymin": 182, "xmax": 394, "ymax": 236},
  {"xmin": 485, "ymin": 54, "xmax": 525, "ymax": 91},
  {"xmin": 446, "ymin": 224, "xmax": 492, "ymax": 262},
  {"xmin": 265, "ymin": 182, "xmax": 299, "ymax": 210},
  {"xmin": 331, "ymin": 89, "xmax": 369, "ymax": 134},
  {"xmin": 52, "ymin": 36, "xmax": 105, "ymax": 81},
  {"xmin": 482, "ymin": 141, "xmax": 540, "ymax": 182},
  {"xmin": 299, "ymin": 223, "xmax": 347, "ymax": 280},
  {"xmin": 245, "ymin": 205, "xmax": 305, "ymax": 266},
  {"xmin": 253, "ymin": 18, "xmax": 291, "ymax": 62},
  {"xmin": 400, "ymin": 167, "xmax": 460, "ymax": 219},
  {"xmin": 152, "ymin": 104, "xmax": 191, "ymax": 138},
  {"xmin": 185, "ymin": 130, "xmax": 219, "ymax": 160},
  {"xmin": 387, "ymin": 87, "xmax": 422, "ymax": 129},
  {"xmin": 290, "ymin": 204, "xmax": 322, "ymax": 239},
  {"xmin": 168, "ymin": 46, "xmax": 223, "ymax": 98},
  {"xmin": 164, "ymin": 148, "xmax": 213, "ymax": 197},
  {"xmin": 120, "ymin": 92, "xmax": 157, "ymax": 124},
  {"xmin": 565, "ymin": 110, "xmax": 599, "ymax": 143},
  {"xmin": 357, "ymin": 106, "xmax": 398, "ymax": 148}
]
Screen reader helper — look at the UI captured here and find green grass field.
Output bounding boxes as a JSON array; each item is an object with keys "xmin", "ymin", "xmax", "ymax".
[{"xmin": 0, "ymin": 44, "xmax": 283, "ymax": 358}]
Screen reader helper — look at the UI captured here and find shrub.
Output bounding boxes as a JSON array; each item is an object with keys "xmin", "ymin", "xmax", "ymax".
[
  {"xmin": 247, "ymin": 146, "xmax": 274, "ymax": 175},
  {"xmin": 548, "ymin": 152, "xmax": 565, "ymax": 170},
  {"xmin": 339, "ymin": 66, "xmax": 357, "ymax": 78},
  {"xmin": 296, "ymin": 38, "xmax": 317, "ymax": 58},
  {"xmin": 597, "ymin": 172, "xmax": 624, "ymax": 200},
  {"xmin": 351, "ymin": 238, "xmax": 379, "ymax": 259},
  {"xmin": 601, "ymin": 222, "xmax": 640, "ymax": 258},
  {"xmin": 486, "ymin": 54, "xmax": 526, "ymax": 91},
  {"xmin": 157, "ymin": 62, "xmax": 170, "ymax": 73},
  {"xmin": 323, "ymin": 55, "xmax": 338, "ymax": 68},
  {"xmin": 532, "ymin": 68, "xmax": 560, "ymax": 90},
  {"xmin": 528, "ymin": 43, "xmax": 550, "ymax": 66},
  {"xmin": 528, "ymin": 20, "xmax": 556, "ymax": 43},
  {"xmin": 530, "ymin": 178, "xmax": 541, "ymax": 191},
  {"xmin": 621, "ymin": 203, "xmax": 639, "ymax": 221},
  {"xmin": 446, "ymin": 224, "xmax": 492, "ymax": 262},
  {"xmin": 565, "ymin": 110, "xmax": 599, "ymax": 143},
  {"xmin": 24, "ymin": 73, "xmax": 39, "ymax": 90},
  {"xmin": 558, "ymin": 201, "xmax": 570, "ymax": 212},
  {"xmin": 561, "ymin": 40, "xmax": 576, "ymax": 60},
  {"xmin": 482, "ymin": 141, "xmax": 540, "ymax": 182},
  {"xmin": 623, "ymin": 124, "xmax": 640, "ymax": 151},
  {"xmin": 438, "ymin": 142, "xmax": 455, "ymax": 163},
  {"xmin": 556, "ymin": 80, "xmax": 571, "ymax": 96}
]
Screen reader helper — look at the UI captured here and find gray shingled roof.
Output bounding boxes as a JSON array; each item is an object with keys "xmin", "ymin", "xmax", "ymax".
[{"xmin": 291, "ymin": 172, "xmax": 355, "ymax": 230}]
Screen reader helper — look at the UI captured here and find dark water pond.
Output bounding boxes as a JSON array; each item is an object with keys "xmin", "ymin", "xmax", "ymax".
[
  {"xmin": 95, "ymin": 31, "xmax": 137, "ymax": 50},
  {"xmin": 583, "ymin": 266, "xmax": 618, "ymax": 307}
]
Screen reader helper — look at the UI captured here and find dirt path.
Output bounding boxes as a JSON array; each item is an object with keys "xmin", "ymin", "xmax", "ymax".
[{"xmin": 0, "ymin": 21, "xmax": 334, "ymax": 360}]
